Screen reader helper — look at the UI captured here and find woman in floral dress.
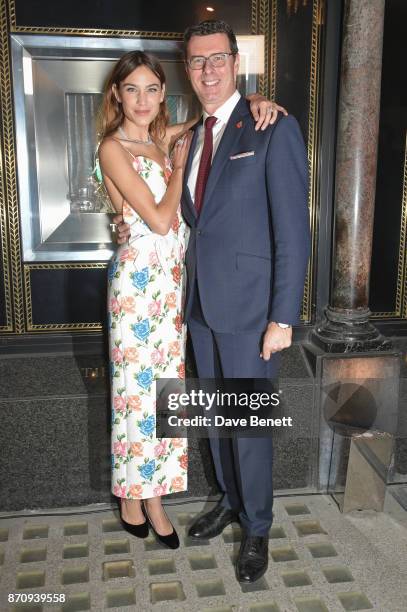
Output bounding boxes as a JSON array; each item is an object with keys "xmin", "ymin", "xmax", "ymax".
[
  {"xmin": 99, "ymin": 51, "xmax": 192, "ymax": 548},
  {"xmin": 99, "ymin": 50, "xmax": 282, "ymax": 548}
]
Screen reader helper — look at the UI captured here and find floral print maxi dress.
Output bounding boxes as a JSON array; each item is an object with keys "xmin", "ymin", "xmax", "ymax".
[{"xmin": 108, "ymin": 154, "xmax": 188, "ymax": 499}]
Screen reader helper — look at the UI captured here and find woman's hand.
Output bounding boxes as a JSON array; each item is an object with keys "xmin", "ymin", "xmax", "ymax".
[
  {"xmin": 171, "ymin": 131, "xmax": 193, "ymax": 171},
  {"xmin": 247, "ymin": 94, "xmax": 288, "ymax": 131},
  {"xmin": 112, "ymin": 214, "xmax": 131, "ymax": 245}
]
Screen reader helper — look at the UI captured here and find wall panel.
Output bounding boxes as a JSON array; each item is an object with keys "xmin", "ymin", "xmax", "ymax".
[
  {"xmin": 24, "ymin": 264, "xmax": 107, "ymax": 331},
  {"xmin": 0, "ymin": 0, "xmax": 324, "ymax": 334},
  {"xmin": 370, "ymin": 0, "xmax": 407, "ymax": 320}
]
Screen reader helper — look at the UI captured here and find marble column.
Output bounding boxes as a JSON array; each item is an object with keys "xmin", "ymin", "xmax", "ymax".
[{"xmin": 313, "ymin": 0, "xmax": 390, "ymax": 351}]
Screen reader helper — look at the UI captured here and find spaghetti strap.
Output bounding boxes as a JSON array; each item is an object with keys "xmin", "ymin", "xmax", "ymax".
[{"xmin": 112, "ymin": 137, "xmax": 137, "ymax": 160}]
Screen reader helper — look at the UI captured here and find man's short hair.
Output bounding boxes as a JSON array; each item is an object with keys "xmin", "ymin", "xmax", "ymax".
[{"xmin": 183, "ymin": 20, "xmax": 239, "ymax": 57}]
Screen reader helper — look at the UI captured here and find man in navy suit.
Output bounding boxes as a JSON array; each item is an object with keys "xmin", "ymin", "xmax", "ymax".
[{"xmin": 182, "ymin": 20, "xmax": 310, "ymax": 583}]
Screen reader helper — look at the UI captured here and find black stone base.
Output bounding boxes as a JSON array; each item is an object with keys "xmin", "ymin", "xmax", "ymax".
[
  {"xmin": 303, "ymin": 341, "xmax": 402, "ymax": 495},
  {"xmin": 0, "ymin": 344, "xmax": 316, "ymax": 511},
  {"xmin": 311, "ymin": 306, "xmax": 392, "ymax": 353}
]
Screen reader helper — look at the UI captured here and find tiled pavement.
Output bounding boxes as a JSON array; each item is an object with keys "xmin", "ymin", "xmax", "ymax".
[{"xmin": 1, "ymin": 494, "xmax": 407, "ymax": 612}]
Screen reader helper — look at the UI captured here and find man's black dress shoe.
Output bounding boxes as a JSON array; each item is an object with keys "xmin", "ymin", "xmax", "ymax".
[
  {"xmin": 236, "ymin": 535, "xmax": 269, "ymax": 583},
  {"xmin": 187, "ymin": 504, "xmax": 238, "ymax": 539}
]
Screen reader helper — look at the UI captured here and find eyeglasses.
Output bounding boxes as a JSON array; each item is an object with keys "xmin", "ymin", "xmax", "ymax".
[{"xmin": 186, "ymin": 52, "xmax": 235, "ymax": 70}]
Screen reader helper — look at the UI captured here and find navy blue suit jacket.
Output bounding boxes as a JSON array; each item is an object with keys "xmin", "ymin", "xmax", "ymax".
[{"xmin": 181, "ymin": 97, "xmax": 310, "ymax": 333}]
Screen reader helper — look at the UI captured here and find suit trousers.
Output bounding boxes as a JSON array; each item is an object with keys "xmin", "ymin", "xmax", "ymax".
[{"xmin": 188, "ymin": 283, "xmax": 281, "ymax": 536}]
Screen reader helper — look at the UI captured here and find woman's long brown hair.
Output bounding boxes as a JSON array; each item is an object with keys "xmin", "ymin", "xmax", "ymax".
[{"xmin": 99, "ymin": 51, "xmax": 169, "ymax": 142}]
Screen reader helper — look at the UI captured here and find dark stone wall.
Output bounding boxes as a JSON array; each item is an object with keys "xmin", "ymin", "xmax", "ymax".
[{"xmin": 0, "ymin": 345, "xmax": 316, "ymax": 511}]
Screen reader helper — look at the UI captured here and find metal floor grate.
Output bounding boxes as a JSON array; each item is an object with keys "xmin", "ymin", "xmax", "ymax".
[{"xmin": 1, "ymin": 494, "xmax": 407, "ymax": 611}]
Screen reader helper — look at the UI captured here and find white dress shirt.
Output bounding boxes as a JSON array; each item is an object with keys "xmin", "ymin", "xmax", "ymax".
[{"xmin": 187, "ymin": 90, "xmax": 241, "ymax": 202}]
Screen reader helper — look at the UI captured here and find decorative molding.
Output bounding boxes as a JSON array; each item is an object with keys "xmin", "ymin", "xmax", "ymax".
[
  {"xmin": 25, "ymin": 263, "xmax": 107, "ymax": 271},
  {"xmin": 399, "ymin": 132, "xmax": 407, "ymax": 318},
  {"xmin": 11, "ymin": 26, "xmax": 182, "ymax": 39},
  {"xmin": 301, "ymin": 0, "xmax": 323, "ymax": 323},
  {"xmin": 269, "ymin": 0, "xmax": 277, "ymax": 101},
  {"xmin": 251, "ymin": 0, "xmax": 272, "ymax": 98},
  {"xmin": 0, "ymin": 4, "xmax": 12, "ymax": 331},
  {"xmin": 371, "ymin": 312, "xmax": 403, "ymax": 319},
  {"xmin": 1, "ymin": 0, "xmax": 23, "ymax": 332}
]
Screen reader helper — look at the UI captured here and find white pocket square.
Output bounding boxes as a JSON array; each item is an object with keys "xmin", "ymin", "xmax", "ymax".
[{"xmin": 229, "ymin": 151, "xmax": 255, "ymax": 160}]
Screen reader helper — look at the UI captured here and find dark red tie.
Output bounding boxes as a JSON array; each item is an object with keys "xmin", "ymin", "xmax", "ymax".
[{"xmin": 194, "ymin": 116, "xmax": 217, "ymax": 214}]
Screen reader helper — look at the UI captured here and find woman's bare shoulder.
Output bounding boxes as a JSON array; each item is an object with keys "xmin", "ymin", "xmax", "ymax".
[
  {"xmin": 98, "ymin": 137, "xmax": 131, "ymax": 166},
  {"xmin": 99, "ymin": 136, "xmax": 121, "ymax": 154}
]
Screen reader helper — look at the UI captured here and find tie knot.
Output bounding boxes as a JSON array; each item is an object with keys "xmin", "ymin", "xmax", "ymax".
[{"xmin": 205, "ymin": 116, "xmax": 217, "ymax": 130}]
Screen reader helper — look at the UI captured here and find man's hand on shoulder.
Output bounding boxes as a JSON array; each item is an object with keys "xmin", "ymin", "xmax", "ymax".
[
  {"xmin": 260, "ymin": 322, "xmax": 292, "ymax": 360},
  {"xmin": 113, "ymin": 214, "xmax": 131, "ymax": 245}
]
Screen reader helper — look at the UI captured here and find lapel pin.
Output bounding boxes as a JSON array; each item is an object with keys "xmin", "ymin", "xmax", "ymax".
[{"xmin": 236, "ymin": 120, "xmax": 243, "ymax": 129}]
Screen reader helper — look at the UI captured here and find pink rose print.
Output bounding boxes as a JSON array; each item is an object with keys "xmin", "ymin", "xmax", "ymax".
[
  {"xmin": 113, "ymin": 484, "xmax": 126, "ymax": 497},
  {"xmin": 130, "ymin": 442, "xmax": 143, "ymax": 456},
  {"xmin": 120, "ymin": 246, "xmax": 139, "ymax": 262},
  {"xmin": 120, "ymin": 296, "xmax": 136, "ymax": 313},
  {"xmin": 171, "ymin": 476, "xmax": 185, "ymax": 492},
  {"xmin": 170, "ymin": 438, "xmax": 184, "ymax": 448},
  {"xmin": 153, "ymin": 483, "xmax": 168, "ymax": 496},
  {"xmin": 148, "ymin": 300, "xmax": 161, "ymax": 317},
  {"xmin": 114, "ymin": 396, "xmax": 126, "ymax": 413},
  {"xmin": 124, "ymin": 348, "xmax": 139, "ymax": 363},
  {"xmin": 132, "ymin": 157, "xmax": 144, "ymax": 173},
  {"xmin": 149, "ymin": 251, "xmax": 159, "ymax": 266},
  {"xmin": 178, "ymin": 451, "xmax": 188, "ymax": 471},
  {"xmin": 113, "ymin": 441, "xmax": 127, "ymax": 457},
  {"xmin": 171, "ymin": 264, "xmax": 181, "ymax": 285},
  {"xmin": 128, "ymin": 484, "xmax": 143, "ymax": 498},
  {"xmin": 168, "ymin": 341, "xmax": 180, "ymax": 356},
  {"xmin": 110, "ymin": 297, "xmax": 120, "ymax": 314},
  {"xmin": 151, "ymin": 348, "xmax": 165, "ymax": 365},
  {"xmin": 165, "ymin": 292, "xmax": 177, "ymax": 309},
  {"xmin": 112, "ymin": 347, "xmax": 123, "ymax": 363},
  {"xmin": 177, "ymin": 363, "xmax": 185, "ymax": 379},
  {"xmin": 173, "ymin": 313, "xmax": 182, "ymax": 333},
  {"xmin": 127, "ymin": 395, "xmax": 142, "ymax": 411},
  {"xmin": 154, "ymin": 440, "xmax": 167, "ymax": 457}
]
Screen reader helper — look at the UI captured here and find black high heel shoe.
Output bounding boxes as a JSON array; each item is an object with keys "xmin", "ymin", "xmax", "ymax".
[
  {"xmin": 119, "ymin": 499, "xmax": 149, "ymax": 539},
  {"xmin": 143, "ymin": 503, "xmax": 179, "ymax": 549}
]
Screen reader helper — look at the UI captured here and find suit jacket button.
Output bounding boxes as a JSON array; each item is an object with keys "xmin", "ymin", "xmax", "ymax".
[{"xmin": 197, "ymin": 230, "xmax": 202, "ymax": 235}]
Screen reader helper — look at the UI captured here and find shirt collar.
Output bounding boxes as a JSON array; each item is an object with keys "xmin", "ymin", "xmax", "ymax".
[{"xmin": 202, "ymin": 90, "xmax": 241, "ymax": 126}]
